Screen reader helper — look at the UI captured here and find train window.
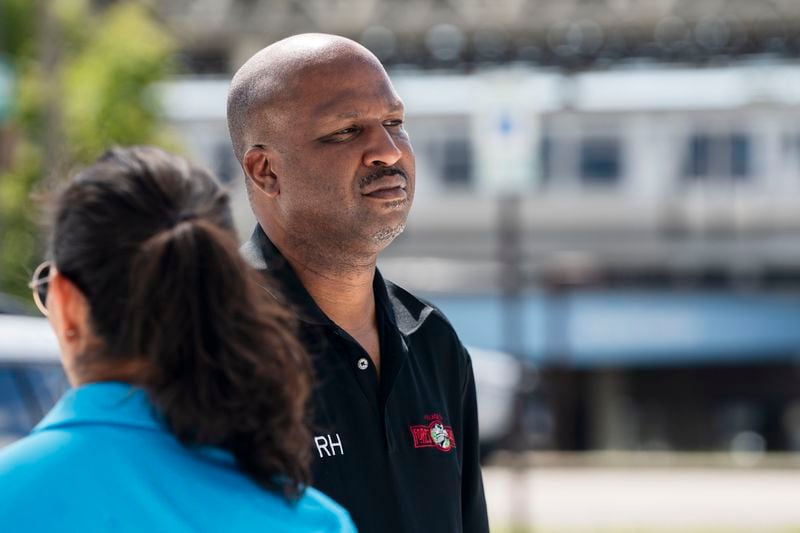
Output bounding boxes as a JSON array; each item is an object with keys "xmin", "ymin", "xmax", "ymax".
[
  {"xmin": 686, "ymin": 135, "xmax": 711, "ymax": 178},
  {"xmin": 214, "ymin": 143, "xmax": 237, "ymax": 185},
  {"xmin": 683, "ymin": 133, "xmax": 752, "ymax": 182},
  {"xmin": 441, "ymin": 138, "xmax": 473, "ymax": 187},
  {"xmin": 404, "ymin": 115, "xmax": 472, "ymax": 189},
  {"xmin": 580, "ymin": 137, "xmax": 621, "ymax": 185},
  {"xmin": 538, "ymin": 135, "xmax": 575, "ymax": 187},
  {"xmin": 730, "ymin": 134, "xmax": 750, "ymax": 178},
  {"xmin": 538, "ymin": 135, "xmax": 554, "ymax": 184},
  {"xmin": 783, "ymin": 132, "xmax": 800, "ymax": 172},
  {"xmin": 538, "ymin": 134, "xmax": 622, "ymax": 188}
]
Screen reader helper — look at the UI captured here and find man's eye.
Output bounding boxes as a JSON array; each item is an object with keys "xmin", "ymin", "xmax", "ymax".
[
  {"xmin": 324, "ymin": 127, "xmax": 360, "ymax": 142},
  {"xmin": 384, "ymin": 120, "xmax": 404, "ymax": 128}
]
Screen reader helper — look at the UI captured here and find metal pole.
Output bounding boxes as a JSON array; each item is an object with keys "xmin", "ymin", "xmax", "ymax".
[
  {"xmin": 38, "ymin": 0, "xmax": 63, "ymax": 186},
  {"xmin": 498, "ymin": 193, "xmax": 523, "ymax": 356},
  {"xmin": 497, "ymin": 193, "xmax": 533, "ymax": 530}
]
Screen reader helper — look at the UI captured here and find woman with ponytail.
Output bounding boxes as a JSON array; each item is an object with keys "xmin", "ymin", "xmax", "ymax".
[{"xmin": 0, "ymin": 146, "xmax": 356, "ymax": 532}]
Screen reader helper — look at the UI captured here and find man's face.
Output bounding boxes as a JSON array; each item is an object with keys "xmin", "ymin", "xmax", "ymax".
[{"xmin": 266, "ymin": 57, "xmax": 416, "ymax": 260}]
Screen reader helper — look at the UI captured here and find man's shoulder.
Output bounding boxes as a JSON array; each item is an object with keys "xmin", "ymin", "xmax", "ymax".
[
  {"xmin": 383, "ymin": 278, "xmax": 473, "ymax": 391},
  {"xmin": 383, "ymin": 279, "xmax": 460, "ymax": 340}
]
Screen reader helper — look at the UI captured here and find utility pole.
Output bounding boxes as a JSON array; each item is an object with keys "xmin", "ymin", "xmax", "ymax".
[
  {"xmin": 38, "ymin": 0, "xmax": 63, "ymax": 186},
  {"xmin": 497, "ymin": 193, "xmax": 535, "ymax": 530},
  {"xmin": 498, "ymin": 193, "xmax": 524, "ymax": 358}
]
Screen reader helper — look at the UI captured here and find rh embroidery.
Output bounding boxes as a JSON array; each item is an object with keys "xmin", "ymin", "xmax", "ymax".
[
  {"xmin": 314, "ymin": 433, "xmax": 344, "ymax": 457},
  {"xmin": 409, "ymin": 413, "xmax": 456, "ymax": 452}
]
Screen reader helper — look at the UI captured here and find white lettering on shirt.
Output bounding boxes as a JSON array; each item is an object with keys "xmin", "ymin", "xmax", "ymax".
[{"xmin": 315, "ymin": 433, "xmax": 344, "ymax": 458}]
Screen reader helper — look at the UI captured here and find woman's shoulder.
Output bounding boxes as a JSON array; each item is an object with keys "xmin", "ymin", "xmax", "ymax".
[
  {"xmin": 292, "ymin": 486, "xmax": 358, "ymax": 532},
  {"xmin": 0, "ymin": 431, "xmax": 358, "ymax": 532},
  {"xmin": 0, "ymin": 430, "xmax": 93, "ymax": 526},
  {"xmin": 0, "ymin": 429, "xmax": 80, "ymax": 477},
  {"xmin": 249, "ymin": 486, "xmax": 356, "ymax": 532}
]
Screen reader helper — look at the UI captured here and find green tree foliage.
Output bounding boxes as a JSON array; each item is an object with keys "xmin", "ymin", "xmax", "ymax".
[{"xmin": 0, "ymin": 0, "xmax": 177, "ymax": 304}]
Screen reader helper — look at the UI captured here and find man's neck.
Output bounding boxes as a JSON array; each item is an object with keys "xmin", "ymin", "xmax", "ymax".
[
  {"xmin": 272, "ymin": 234, "xmax": 378, "ymax": 333},
  {"xmin": 290, "ymin": 254, "xmax": 377, "ymax": 333},
  {"xmin": 280, "ymin": 244, "xmax": 383, "ymax": 376}
]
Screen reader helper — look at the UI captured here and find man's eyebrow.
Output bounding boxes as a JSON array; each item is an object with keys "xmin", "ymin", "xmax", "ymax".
[
  {"xmin": 334, "ymin": 110, "xmax": 362, "ymax": 120},
  {"xmin": 315, "ymin": 98, "xmax": 405, "ymax": 119}
]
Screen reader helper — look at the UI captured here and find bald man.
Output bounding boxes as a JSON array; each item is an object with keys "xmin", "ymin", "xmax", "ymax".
[{"xmin": 230, "ymin": 34, "xmax": 489, "ymax": 533}]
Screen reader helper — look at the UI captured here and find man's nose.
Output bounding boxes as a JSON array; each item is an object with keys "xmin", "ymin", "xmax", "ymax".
[{"xmin": 363, "ymin": 125, "xmax": 403, "ymax": 167}]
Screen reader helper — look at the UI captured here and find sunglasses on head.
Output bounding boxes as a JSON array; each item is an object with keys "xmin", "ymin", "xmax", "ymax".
[{"xmin": 28, "ymin": 261, "xmax": 54, "ymax": 316}]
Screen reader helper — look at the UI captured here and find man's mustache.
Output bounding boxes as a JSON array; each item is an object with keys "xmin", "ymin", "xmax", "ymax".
[{"xmin": 358, "ymin": 167, "xmax": 407, "ymax": 190}]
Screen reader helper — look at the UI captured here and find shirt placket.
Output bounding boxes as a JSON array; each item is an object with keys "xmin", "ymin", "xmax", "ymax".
[{"xmin": 330, "ymin": 326, "xmax": 382, "ymax": 418}]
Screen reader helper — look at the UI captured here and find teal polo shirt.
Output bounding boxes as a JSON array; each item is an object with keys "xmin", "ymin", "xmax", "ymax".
[{"xmin": 0, "ymin": 382, "xmax": 356, "ymax": 532}]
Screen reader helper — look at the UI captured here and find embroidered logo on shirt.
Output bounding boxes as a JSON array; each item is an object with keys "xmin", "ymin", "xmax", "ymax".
[{"xmin": 410, "ymin": 413, "xmax": 456, "ymax": 452}]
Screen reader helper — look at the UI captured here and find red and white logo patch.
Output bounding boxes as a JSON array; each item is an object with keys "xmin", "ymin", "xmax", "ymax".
[{"xmin": 410, "ymin": 413, "xmax": 456, "ymax": 452}]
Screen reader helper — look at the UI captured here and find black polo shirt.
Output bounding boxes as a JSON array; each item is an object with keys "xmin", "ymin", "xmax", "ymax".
[{"xmin": 242, "ymin": 226, "xmax": 489, "ymax": 533}]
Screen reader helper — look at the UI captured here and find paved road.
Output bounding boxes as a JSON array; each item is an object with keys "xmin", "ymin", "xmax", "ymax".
[{"xmin": 483, "ymin": 466, "xmax": 800, "ymax": 531}]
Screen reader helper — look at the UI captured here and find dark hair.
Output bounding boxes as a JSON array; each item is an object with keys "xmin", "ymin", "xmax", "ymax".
[{"xmin": 49, "ymin": 146, "xmax": 311, "ymax": 499}]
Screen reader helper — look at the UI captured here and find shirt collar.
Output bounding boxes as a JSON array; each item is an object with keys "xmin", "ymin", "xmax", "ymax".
[
  {"xmin": 241, "ymin": 225, "xmax": 331, "ymax": 326},
  {"xmin": 34, "ymin": 382, "xmax": 163, "ymax": 433},
  {"xmin": 35, "ymin": 382, "xmax": 239, "ymax": 467},
  {"xmin": 241, "ymin": 225, "xmax": 434, "ymax": 335}
]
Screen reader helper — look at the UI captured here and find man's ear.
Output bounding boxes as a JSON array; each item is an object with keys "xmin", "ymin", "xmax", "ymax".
[{"xmin": 243, "ymin": 146, "xmax": 280, "ymax": 198}]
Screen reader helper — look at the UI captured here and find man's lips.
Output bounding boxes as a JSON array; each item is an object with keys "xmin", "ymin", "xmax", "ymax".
[
  {"xmin": 361, "ymin": 175, "xmax": 407, "ymax": 197},
  {"xmin": 364, "ymin": 186, "xmax": 407, "ymax": 200}
]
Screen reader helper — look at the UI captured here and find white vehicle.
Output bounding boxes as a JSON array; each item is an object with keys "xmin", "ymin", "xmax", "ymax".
[
  {"xmin": 0, "ymin": 314, "xmax": 66, "ymax": 447},
  {"xmin": 468, "ymin": 346, "xmax": 522, "ymax": 449}
]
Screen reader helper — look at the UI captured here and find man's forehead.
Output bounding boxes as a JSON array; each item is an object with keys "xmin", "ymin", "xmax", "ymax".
[
  {"xmin": 247, "ymin": 44, "xmax": 402, "ymax": 133},
  {"xmin": 312, "ymin": 88, "xmax": 404, "ymax": 119},
  {"xmin": 285, "ymin": 54, "xmax": 398, "ymax": 109}
]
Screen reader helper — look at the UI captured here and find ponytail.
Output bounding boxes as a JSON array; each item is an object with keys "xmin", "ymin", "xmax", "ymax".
[{"xmin": 51, "ymin": 146, "xmax": 311, "ymax": 498}]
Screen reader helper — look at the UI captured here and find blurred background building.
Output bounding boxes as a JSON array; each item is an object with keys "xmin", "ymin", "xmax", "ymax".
[{"xmin": 3, "ymin": 1, "xmax": 800, "ymax": 528}]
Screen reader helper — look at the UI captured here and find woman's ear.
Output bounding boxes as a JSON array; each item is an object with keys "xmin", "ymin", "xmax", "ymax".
[
  {"xmin": 47, "ymin": 272, "xmax": 93, "ymax": 384},
  {"xmin": 243, "ymin": 146, "xmax": 280, "ymax": 198}
]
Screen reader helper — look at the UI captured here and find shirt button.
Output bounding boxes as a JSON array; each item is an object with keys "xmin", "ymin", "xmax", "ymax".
[{"xmin": 357, "ymin": 358, "xmax": 369, "ymax": 370}]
